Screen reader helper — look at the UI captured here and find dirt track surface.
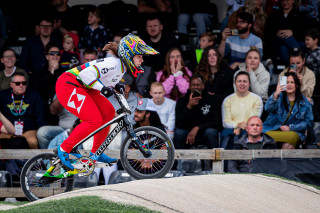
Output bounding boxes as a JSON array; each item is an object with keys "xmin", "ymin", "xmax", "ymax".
[{"xmin": 1, "ymin": 174, "xmax": 320, "ymax": 212}]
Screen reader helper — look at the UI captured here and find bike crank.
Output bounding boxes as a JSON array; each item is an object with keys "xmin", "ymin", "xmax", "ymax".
[{"xmin": 73, "ymin": 157, "xmax": 95, "ymax": 176}]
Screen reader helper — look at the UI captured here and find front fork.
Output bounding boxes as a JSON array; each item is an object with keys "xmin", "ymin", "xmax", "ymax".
[{"xmin": 127, "ymin": 125, "xmax": 152, "ymax": 158}]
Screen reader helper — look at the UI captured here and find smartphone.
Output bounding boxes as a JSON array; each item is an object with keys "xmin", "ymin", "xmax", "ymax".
[
  {"xmin": 230, "ymin": 29, "xmax": 238, "ymax": 36},
  {"xmin": 280, "ymin": 76, "xmax": 287, "ymax": 90},
  {"xmin": 290, "ymin": 64, "xmax": 297, "ymax": 72},
  {"xmin": 192, "ymin": 90, "xmax": 201, "ymax": 98}
]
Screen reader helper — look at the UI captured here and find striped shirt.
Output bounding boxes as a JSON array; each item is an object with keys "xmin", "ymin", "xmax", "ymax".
[{"xmin": 225, "ymin": 33, "xmax": 263, "ymax": 64}]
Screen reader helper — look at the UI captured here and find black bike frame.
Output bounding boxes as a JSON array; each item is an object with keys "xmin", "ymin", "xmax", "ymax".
[{"xmin": 70, "ymin": 92, "xmax": 151, "ymax": 158}]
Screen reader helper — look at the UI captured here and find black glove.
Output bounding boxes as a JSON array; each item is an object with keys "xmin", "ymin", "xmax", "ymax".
[
  {"xmin": 115, "ymin": 83, "xmax": 125, "ymax": 93},
  {"xmin": 101, "ymin": 86, "xmax": 113, "ymax": 97}
]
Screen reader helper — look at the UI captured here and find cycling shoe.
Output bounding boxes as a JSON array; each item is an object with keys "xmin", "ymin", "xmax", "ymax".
[
  {"xmin": 57, "ymin": 146, "xmax": 74, "ymax": 170},
  {"xmin": 89, "ymin": 152, "xmax": 118, "ymax": 164}
]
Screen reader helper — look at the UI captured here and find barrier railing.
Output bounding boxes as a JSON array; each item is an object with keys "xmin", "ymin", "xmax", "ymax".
[{"xmin": 1, "ymin": 149, "xmax": 320, "ymax": 198}]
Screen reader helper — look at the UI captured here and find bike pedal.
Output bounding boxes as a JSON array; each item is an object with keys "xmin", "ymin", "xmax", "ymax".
[{"xmin": 94, "ymin": 162, "xmax": 114, "ymax": 168}]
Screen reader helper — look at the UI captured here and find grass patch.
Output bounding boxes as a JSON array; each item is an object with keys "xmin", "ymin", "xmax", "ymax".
[
  {"xmin": 261, "ymin": 173, "xmax": 320, "ymax": 190},
  {"xmin": 0, "ymin": 201, "xmax": 28, "ymax": 206},
  {"xmin": 0, "ymin": 196, "xmax": 159, "ymax": 213}
]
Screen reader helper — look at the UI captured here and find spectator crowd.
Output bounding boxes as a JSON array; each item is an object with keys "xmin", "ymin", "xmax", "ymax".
[{"xmin": 0, "ymin": 0, "xmax": 319, "ymax": 180}]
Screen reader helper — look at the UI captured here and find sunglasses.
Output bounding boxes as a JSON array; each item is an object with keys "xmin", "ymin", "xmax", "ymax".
[
  {"xmin": 48, "ymin": 51, "xmax": 60, "ymax": 56},
  {"xmin": 12, "ymin": 81, "xmax": 27, "ymax": 86}
]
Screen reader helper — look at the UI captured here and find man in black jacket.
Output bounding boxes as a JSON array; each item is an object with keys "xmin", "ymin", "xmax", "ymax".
[
  {"xmin": 141, "ymin": 16, "xmax": 181, "ymax": 72},
  {"xmin": 19, "ymin": 17, "xmax": 61, "ymax": 77},
  {"xmin": 228, "ymin": 116, "xmax": 277, "ymax": 173},
  {"xmin": 265, "ymin": 0, "xmax": 306, "ymax": 63},
  {"xmin": 174, "ymin": 75, "xmax": 219, "ymax": 149},
  {"xmin": 0, "ymin": 72, "xmax": 47, "ymax": 148}
]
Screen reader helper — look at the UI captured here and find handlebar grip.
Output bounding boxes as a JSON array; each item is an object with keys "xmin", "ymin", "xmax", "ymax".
[{"xmin": 101, "ymin": 86, "xmax": 114, "ymax": 98}]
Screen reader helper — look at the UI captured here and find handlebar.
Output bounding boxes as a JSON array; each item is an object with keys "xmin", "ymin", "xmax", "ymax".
[{"xmin": 110, "ymin": 87, "xmax": 131, "ymax": 114}]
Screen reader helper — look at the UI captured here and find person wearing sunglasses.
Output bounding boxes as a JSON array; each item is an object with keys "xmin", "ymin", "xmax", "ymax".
[
  {"xmin": 0, "ymin": 48, "xmax": 29, "ymax": 91},
  {"xmin": 0, "ymin": 72, "xmax": 47, "ymax": 149},
  {"xmin": 55, "ymin": 33, "xmax": 159, "ymax": 170},
  {"xmin": 33, "ymin": 44, "xmax": 65, "ymax": 124},
  {"xmin": 36, "ymin": 44, "xmax": 79, "ymax": 150},
  {"xmin": 19, "ymin": 17, "xmax": 61, "ymax": 81}
]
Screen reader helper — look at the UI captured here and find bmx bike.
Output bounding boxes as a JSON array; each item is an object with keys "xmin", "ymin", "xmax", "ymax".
[{"xmin": 20, "ymin": 88, "xmax": 175, "ymax": 201}]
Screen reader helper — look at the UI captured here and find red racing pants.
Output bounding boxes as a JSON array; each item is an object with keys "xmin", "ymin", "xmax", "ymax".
[{"xmin": 56, "ymin": 72, "xmax": 115, "ymax": 153}]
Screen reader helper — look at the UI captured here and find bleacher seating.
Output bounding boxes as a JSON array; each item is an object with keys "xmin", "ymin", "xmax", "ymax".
[
  {"xmin": 73, "ymin": 172, "xmax": 99, "ymax": 188},
  {"xmin": 107, "ymin": 170, "xmax": 135, "ymax": 185},
  {"xmin": 177, "ymin": 159, "xmax": 212, "ymax": 176},
  {"xmin": 70, "ymin": 4, "xmax": 96, "ymax": 34},
  {"xmin": 0, "ymin": 170, "xmax": 12, "ymax": 188},
  {"xmin": 98, "ymin": 2, "xmax": 138, "ymax": 35}
]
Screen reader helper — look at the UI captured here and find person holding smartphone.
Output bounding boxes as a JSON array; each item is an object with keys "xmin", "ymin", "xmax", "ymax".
[
  {"xmin": 174, "ymin": 75, "xmax": 220, "ymax": 150},
  {"xmin": 218, "ymin": 12, "xmax": 263, "ymax": 70},
  {"xmin": 278, "ymin": 48, "xmax": 315, "ymax": 100},
  {"xmin": 263, "ymin": 72, "xmax": 313, "ymax": 149}
]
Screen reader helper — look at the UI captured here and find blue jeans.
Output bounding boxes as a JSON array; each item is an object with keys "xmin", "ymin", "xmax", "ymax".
[
  {"xmin": 220, "ymin": 16, "xmax": 229, "ymax": 32},
  {"xmin": 0, "ymin": 9, "xmax": 7, "ymax": 38},
  {"xmin": 272, "ymin": 36, "xmax": 300, "ymax": 63},
  {"xmin": 177, "ymin": 13, "xmax": 213, "ymax": 37},
  {"xmin": 173, "ymin": 128, "xmax": 219, "ymax": 149},
  {"xmin": 220, "ymin": 128, "xmax": 246, "ymax": 149},
  {"xmin": 37, "ymin": 126, "xmax": 65, "ymax": 149}
]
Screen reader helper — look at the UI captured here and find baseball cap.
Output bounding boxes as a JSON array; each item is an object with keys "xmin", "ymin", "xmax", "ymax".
[{"xmin": 136, "ymin": 98, "xmax": 157, "ymax": 111}]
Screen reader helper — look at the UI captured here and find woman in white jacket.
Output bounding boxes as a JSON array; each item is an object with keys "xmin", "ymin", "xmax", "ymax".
[{"xmin": 233, "ymin": 47, "xmax": 270, "ymax": 102}]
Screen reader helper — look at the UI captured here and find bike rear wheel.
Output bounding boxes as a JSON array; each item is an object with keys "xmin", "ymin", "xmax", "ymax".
[
  {"xmin": 20, "ymin": 153, "xmax": 74, "ymax": 201},
  {"xmin": 120, "ymin": 126, "xmax": 175, "ymax": 179}
]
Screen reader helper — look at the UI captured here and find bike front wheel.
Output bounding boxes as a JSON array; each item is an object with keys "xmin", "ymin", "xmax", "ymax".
[
  {"xmin": 120, "ymin": 126, "xmax": 175, "ymax": 179},
  {"xmin": 20, "ymin": 153, "xmax": 74, "ymax": 201}
]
